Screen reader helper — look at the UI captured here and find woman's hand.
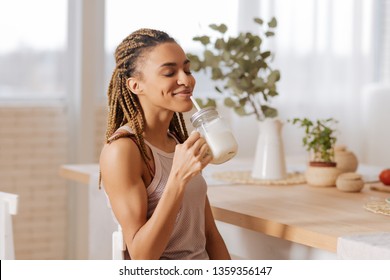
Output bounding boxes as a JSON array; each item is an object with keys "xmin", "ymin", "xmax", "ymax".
[{"xmin": 170, "ymin": 131, "xmax": 212, "ymax": 184}]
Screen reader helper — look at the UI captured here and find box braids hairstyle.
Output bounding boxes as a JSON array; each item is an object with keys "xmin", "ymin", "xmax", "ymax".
[{"xmin": 105, "ymin": 28, "xmax": 189, "ymax": 166}]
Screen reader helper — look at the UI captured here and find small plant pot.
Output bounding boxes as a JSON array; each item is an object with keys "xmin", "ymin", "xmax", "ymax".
[
  {"xmin": 305, "ymin": 161, "xmax": 341, "ymax": 187},
  {"xmin": 336, "ymin": 172, "xmax": 364, "ymax": 192}
]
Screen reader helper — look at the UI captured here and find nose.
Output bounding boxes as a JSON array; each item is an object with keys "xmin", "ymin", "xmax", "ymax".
[{"xmin": 177, "ymin": 71, "xmax": 190, "ymax": 87}]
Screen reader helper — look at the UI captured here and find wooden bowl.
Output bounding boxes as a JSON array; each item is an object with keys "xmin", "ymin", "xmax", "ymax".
[{"xmin": 336, "ymin": 172, "xmax": 364, "ymax": 192}]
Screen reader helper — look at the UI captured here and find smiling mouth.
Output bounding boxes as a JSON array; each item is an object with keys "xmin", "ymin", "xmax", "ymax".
[{"xmin": 173, "ymin": 89, "xmax": 192, "ymax": 96}]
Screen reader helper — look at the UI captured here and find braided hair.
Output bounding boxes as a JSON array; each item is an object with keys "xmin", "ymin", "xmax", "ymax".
[{"xmin": 105, "ymin": 28, "xmax": 189, "ymax": 165}]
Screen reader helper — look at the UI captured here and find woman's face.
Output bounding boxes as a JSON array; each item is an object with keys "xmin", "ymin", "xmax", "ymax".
[{"xmin": 132, "ymin": 42, "xmax": 196, "ymax": 114}]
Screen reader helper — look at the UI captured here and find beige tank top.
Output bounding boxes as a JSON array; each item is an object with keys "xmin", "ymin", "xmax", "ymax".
[{"xmin": 114, "ymin": 126, "xmax": 209, "ymax": 260}]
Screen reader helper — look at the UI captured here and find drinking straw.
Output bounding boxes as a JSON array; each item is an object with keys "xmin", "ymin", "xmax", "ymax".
[{"xmin": 190, "ymin": 96, "xmax": 201, "ymax": 111}]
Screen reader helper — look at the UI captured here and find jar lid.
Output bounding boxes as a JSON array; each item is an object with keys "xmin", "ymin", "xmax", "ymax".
[
  {"xmin": 190, "ymin": 107, "xmax": 218, "ymax": 124},
  {"xmin": 338, "ymin": 172, "xmax": 362, "ymax": 181}
]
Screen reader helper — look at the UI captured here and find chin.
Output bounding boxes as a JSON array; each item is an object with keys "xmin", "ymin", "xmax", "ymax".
[
  {"xmin": 174, "ymin": 103, "xmax": 193, "ymax": 113},
  {"xmin": 178, "ymin": 106, "xmax": 194, "ymax": 113}
]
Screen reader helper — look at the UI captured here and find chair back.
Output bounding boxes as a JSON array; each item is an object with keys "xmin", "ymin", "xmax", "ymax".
[
  {"xmin": 112, "ymin": 225, "xmax": 126, "ymax": 260},
  {"xmin": 0, "ymin": 191, "xmax": 19, "ymax": 260}
]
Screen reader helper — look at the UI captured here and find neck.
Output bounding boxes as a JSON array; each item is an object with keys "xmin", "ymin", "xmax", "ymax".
[{"xmin": 143, "ymin": 110, "xmax": 175, "ymax": 145}]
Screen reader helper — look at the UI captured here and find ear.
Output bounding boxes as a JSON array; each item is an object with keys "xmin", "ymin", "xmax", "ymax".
[{"xmin": 126, "ymin": 77, "xmax": 143, "ymax": 95}]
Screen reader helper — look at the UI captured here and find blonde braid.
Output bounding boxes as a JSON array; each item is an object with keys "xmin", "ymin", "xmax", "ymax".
[
  {"xmin": 169, "ymin": 113, "xmax": 188, "ymax": 143},
  {"xmin": 179, "ymin": 113, "xmax": 189, "ymax": 139}
]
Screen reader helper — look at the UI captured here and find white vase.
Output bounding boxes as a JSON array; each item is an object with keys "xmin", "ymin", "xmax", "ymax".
[{"xmin": 251, "ymin": 118, "xmax": 287, "ymax": 180}]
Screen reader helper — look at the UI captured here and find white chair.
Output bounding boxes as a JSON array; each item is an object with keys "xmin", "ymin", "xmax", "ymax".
[
  {"xmin": 101, "ymin": 180, "xmax": 126, "ymax": 260},
  {"xmin": 0, "ymin": 191, "xmax": 19, "ymax": 260},
  {"xmin": 112, "ymin": 225, "xmax": 126, "ymax": 260}
]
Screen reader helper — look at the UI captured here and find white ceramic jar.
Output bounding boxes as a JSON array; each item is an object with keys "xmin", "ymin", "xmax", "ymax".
[{"xmin": 190, "ymin": 107, "xmax": 238, "ymax": 164}]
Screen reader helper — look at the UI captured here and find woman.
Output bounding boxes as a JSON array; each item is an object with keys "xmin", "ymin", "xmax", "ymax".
[{"xmin": 99, "ymin": 28, "xmax": 230, "ymax": 260}]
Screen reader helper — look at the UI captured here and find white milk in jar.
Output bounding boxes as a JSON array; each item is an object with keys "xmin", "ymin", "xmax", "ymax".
[{"xmin": 190, "ymin": 107, "xmax": 238, "ymax": 164}]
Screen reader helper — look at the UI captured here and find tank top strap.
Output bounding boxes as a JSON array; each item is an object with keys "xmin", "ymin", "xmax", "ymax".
[{"xmin": 108, "ymin": 126, "xmax": 155, "ymax": 177}]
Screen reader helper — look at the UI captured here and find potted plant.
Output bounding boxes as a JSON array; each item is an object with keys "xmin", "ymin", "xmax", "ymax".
[
  {"xmin": 290, "ymin": 117, "xmax": 341, "ymax": 187},
  {"xmin": 188, "ymin": 17, "xmax": 287, "ymax": 180},
  {"xmin": 187, "ymin": 17, "xmax": 280, "ymax": 121}
]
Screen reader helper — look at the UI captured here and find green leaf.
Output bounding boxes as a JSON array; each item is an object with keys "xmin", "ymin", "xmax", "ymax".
[
  {"xmin": 239, "ymin": 97, "xmax": 248, "ymax": 106},
  {"xmin": 222, "ymin": 51, "xmax": 230, "ymax": 61},
  {"xmin": 209, "ymin": 23, "xmax": 228, "ymax": 34},
  {"xmin": 265, "ymin": 31, "xmax": 275, "ymax": 37},
  {"xmin": 261, "ymin": 51, "xmax": 271, "ymax": 59},
  {"xmin": 224, "ymin": 97, "xmax": 236, "ymax": 107},
  {"xmin": 261, "ymin": 105, "xmax": 278, "ymax": 118},
  {"xmin": 238, "ymin": 77, "xmax": 251, "ymax": 89},
  {"xmin": 268, "ymin": 90, "xmax": 279, "ymax": 97},
  {"xmin": 267, "ymin": 70, "xmax": 281, "ymax": 84},
  {"xmin": 195, "ymin": 98, "xmax": 217, "ymax": 109},
  {"xmin": 193, "ymin": 36, "xmax": 210, "ymax": 45},
  {"xmin": 234, "ymin": 106, "xmax": 248, "ymax": 116},
  {"xmin": 204, "ymin": 98, "xmax": 217, "ymax": 108},
  {"xmin": 214, "ymin": 38, "xmax": 225, "ymax": 49},
  {"xmin": 254, "ymin": 17, "xmax": 264, "ymax": 25},
  {"xmin": 211, "ymin": 67, "xmax": 223, "ymax": 80},
  {"xmin": 226, "ymin": 37, "xmax": 241, "ymax": 50},
  {"xmin": 204, "ymin": 50, "xmax": 219, "ymax": 67},
  {"xmin": 219, "ymin": 24, "xmax": 228, "ymax": 33},
  {"xmin": 268, "ymin": 17, "xmax": 277, "ymax": 28},
  {"xmin": 186, "ymin": 54, "xmax": 202, "ymax": 71}
]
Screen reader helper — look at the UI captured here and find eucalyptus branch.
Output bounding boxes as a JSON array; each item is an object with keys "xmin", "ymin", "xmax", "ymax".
[
  {"xmin": 187, "ymin": 17, "xmax": 280, "ymax": 121},
  {"xmin": 250, "ymin": 94, "xmax": 264, "ymax": 121}
]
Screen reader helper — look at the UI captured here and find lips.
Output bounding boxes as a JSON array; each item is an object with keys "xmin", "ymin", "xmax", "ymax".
[{"xmin": 173, "ymin": 88, "xmax": 192, "ymax": 95}]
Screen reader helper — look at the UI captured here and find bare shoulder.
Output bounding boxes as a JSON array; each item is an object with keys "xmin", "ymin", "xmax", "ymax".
[{"xmin": 99, "ymin": 138, "xmax": 143, "ymax": 193}]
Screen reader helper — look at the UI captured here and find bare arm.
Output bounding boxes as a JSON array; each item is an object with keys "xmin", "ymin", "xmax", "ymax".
[
  {"xmin": 100, "ymin": 132, "xmax": 211, "ymax": 259},
  {"xmin": 204, "ymin": 196, "xmax": 231, "ymax": 260}
]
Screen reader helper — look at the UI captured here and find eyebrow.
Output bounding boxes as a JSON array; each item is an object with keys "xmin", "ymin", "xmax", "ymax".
[{"xmin": 160, "ymin": 59, "xmax": 190, "ymax": 68}]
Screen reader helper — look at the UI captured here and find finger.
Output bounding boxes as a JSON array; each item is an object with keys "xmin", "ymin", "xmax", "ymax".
[
  {"xmin": 192, "ymin": 137, "xmax": 208, "ymax": 156},
  {"xmin": 198, "ymin": 142, "xmax": 211, "ymax": 158},
  {"xmin": 201, "ymin": 153, "xmax": 213, "ymax": 167},
  {"xmin": 184, "ymin": 131, "xmax": 201, "ymax": 147}
]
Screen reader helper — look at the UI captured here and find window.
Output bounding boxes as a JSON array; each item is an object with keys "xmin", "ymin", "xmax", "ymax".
[
  {"xmin": 0, "ymin": 0, "xmax": 67, "ymax": 99},
  {"xmin": 104, "ymin": 0, "xmax": 239, "ymax": 98}
]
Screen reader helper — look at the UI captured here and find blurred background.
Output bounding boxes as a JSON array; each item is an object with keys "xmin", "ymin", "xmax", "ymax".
[{"xmin": 0, "ymin": 0, "xmax": 389, "ymax": 259}]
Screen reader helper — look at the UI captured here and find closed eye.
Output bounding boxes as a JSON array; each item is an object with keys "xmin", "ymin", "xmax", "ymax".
[
  {"xmin": 163, "ymin": 70, "xmax": 192, "ymax": 77},
  {"xmin": 163, "ymin": 72, "xmax": 175, "ymax": 77}
]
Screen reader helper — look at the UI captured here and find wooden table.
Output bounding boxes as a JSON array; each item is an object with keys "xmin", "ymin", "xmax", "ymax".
[{"xmin": 59, "ymin": 162, "xmax": 390, "ymax": 254}]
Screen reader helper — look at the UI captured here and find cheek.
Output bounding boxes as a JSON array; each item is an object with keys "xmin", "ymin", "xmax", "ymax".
[{"xmin": 190, "ymin": 76, "xmax": 196, "ymax": 87}]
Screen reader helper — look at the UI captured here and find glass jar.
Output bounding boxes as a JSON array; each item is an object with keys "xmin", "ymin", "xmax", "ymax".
[{"xmin": 190, "ymin": 107, "xmax": 238, "ymax": 164}]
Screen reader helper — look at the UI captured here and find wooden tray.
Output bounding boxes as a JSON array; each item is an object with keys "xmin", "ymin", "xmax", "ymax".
[{"xmin": 370, "ymin": 182, "xmax": 390, "ymax": 193}]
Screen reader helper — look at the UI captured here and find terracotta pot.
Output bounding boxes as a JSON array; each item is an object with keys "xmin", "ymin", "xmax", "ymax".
[
  {"xmin": 334, "ymin": 145, "xmax": 358, "ymax": 173},
  {"xmin": 309, "ymin": 161, "xmax": 337, "ymax": 167},
  {"xmin": 305, "ymin": 161, "xmax": 342, "ymax": 187}
]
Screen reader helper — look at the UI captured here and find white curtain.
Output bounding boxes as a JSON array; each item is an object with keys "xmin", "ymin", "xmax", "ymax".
[
  {"xmin": 381, "ymin": 0, "xmax": 390, "ymax": 82},
  {"xmin": 240, "ymin": 0, "xmax": 382, "ymax": 159}
]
